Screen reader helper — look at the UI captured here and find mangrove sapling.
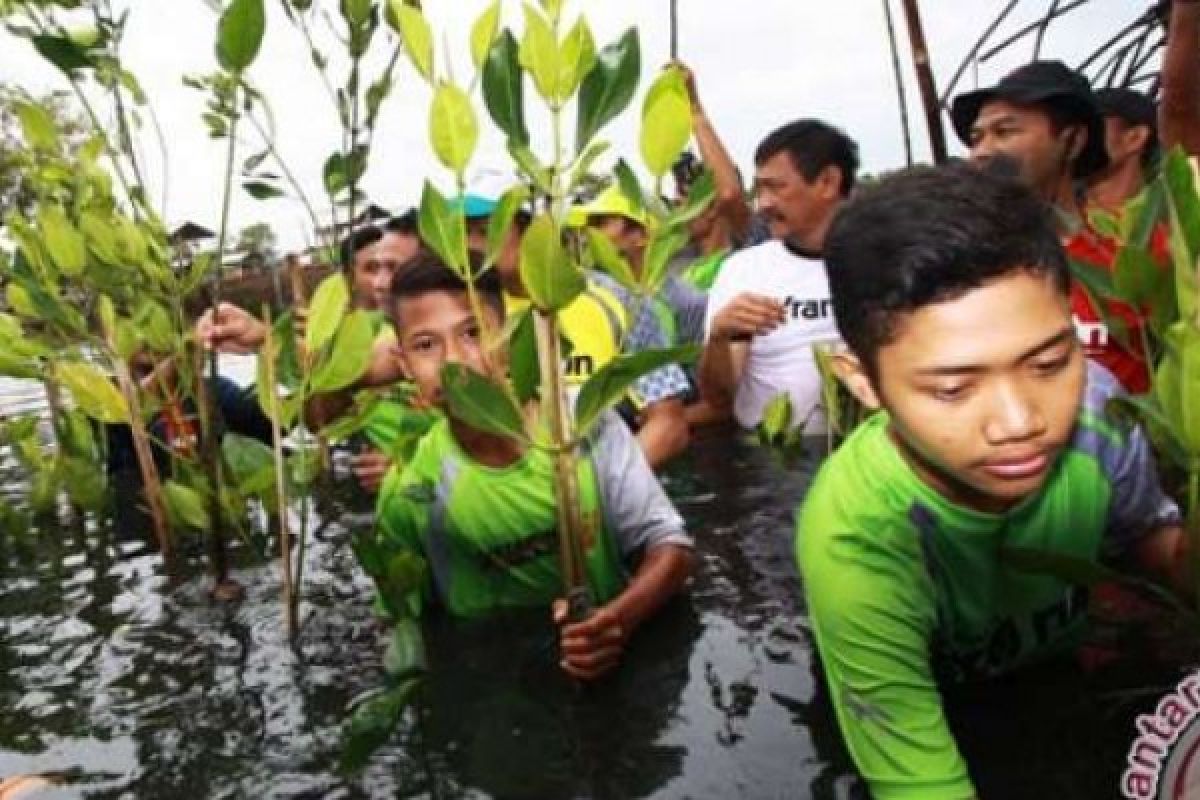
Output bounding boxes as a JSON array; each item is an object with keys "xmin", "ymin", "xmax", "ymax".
[
  {"xmin": 338, "ymin": 0, "xmax": 703, "ymax": 769},
  {"xmin": 1011, "ymin": 148, "xmax": 1200, "ymax": 610}
]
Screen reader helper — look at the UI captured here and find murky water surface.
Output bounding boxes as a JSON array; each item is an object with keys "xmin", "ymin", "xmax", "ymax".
[{"xmin": 0, "ymin": 373, "xmax": 1195, "ymax": 799}]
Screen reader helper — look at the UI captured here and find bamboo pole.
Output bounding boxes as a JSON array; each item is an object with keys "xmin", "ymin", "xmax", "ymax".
[
  {"xmin": 898, "ymin": 0, "xmax": 948, "ymax": 164},
  {"xmin": 533, "ymin": 310, "xmax": 591, "ymax": 620},
  {"xmin": 881, "ymin": 0, "xmax": 914, "ymax": 166},
  {"xmin": 102, "ymin": 327, "xmax": 172, "ymax": 561},
  {"xmin": 262, "ymin": 304, "xmax": 296, "ymax": 638}
]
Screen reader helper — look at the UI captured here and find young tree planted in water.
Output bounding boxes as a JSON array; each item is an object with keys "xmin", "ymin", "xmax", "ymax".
[{"xmin": 338, "ymin": 0, "xmax": 710, "ymax": 769}]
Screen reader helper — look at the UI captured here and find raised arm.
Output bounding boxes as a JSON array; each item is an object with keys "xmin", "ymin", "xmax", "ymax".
[
  {"xmin": 1160, "ymin": 0, "xmax": 1200, "ymax": 155},
  {"xmin": 675, "ymin": 61, "xmax": 752, "ymax": 241}
]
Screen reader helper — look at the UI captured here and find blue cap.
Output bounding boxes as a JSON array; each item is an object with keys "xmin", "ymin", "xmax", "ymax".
[{"xmin": 454, "ymin": 193, "xmax": 498, "ymax": 219}]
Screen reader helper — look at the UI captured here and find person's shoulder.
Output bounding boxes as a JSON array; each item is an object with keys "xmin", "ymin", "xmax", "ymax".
[
  {"xmin": 377, "ymin": 417, "xmax": 449, "ymax": 508},
  {"xmin": 797, "ymin": 415, "xmax": 922, "ymax": 570}
]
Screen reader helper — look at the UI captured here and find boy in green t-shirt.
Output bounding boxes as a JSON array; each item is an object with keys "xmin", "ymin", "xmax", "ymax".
[
  {"xmin": 377, "ymin": 251, "xmax": 694, "ymax": 681},
  {"xmin": 796, "ymin": 164, "xmax": 1188, "ymax": 799}
]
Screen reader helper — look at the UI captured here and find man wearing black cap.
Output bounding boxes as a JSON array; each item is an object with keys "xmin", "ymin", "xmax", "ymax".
[
  {"xmin": 1088, "ymin": 88, "xmax": 1160, "ymax": 211},
  {"xmin": 951, "ymin": 60, "xmax": 1151, "ymax": 393}
]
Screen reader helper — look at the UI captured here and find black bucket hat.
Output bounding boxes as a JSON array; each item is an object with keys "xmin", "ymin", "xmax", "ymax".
[{"xmin": 950, "ymin": 60, "xmax": 1109, "ymax": 180}]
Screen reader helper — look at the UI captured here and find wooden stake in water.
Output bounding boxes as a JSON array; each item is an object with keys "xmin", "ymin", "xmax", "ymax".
[{"xmin": 261, "ymin": 304, "xmax": 296, "ymax": 638}]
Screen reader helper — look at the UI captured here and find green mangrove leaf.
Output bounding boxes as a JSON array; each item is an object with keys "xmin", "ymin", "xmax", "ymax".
[
  {"xmin": 470, "ymin": 1, "xmax": 501, "ymax": 71},
  {"xmin": 164, "ymin": 479, "xmax": 209, "ymax": 531},
  {"xmin": 429, "ymin": 83, "xmax": 478, "ymax": 177},
  {"xmin": 666, "ymin": 169, "xmax": 717, "ymax": 229},
  {"xmin": 482, "ymin": 30, "xmax": 528, "ymax": 147},
  {"xmin": 134, "ymin": 300, "xmax": 174, "ymax": 353},
  {"xmin": 216, "ymin": 0, "xmax": 266, "ymax": 73},
  {"xmin": 365, "ymin": 74, "xmax": 392, "ymax": 127},
  {"xmin": 307, "ymin": 273, "xmax": 350, "ymax": 352},
  {"xmin": 80, "ymin": 211, "xmax": 122, "ymax": 266},
  {"xmin": 556, "ymin": 17, "xmax": 596, "ymax": 101},
  {"xmin": 417, "ymin": 181, "xmax": 467, "ymax": 272},
  {"xmin": 243, "ymin": 180, "xmax": 284, "ymax": 199},
  {"xmin": 519, "ymin": 213, "xmax": 584, "ymax": 311},
  {"xmin": 507, "ymin": 141, "xmax": 550, "ymax": 191},
  {"xmin": 323, "ymin": 148, "xmax": 368, "ymax": 199},
  {"xmin": 39, "ymin": 206, "xmax": 87, "ymax": 277},
  {"xmin": 383, "ymin": 617, "xmax": 427, "ymax": 678},
  {"xmin": 29, "ymin": 468, "xmax": 58, "ymax": 516},
  {"xmin": 388, "ymin": 0, "xmax": 434, "ymax": 83},
  {"xmin": 1087, "ymin": 207, "xmax": 1121, "ymax": 241},
  {"xmin": 15, "ymin": 101, "xmax": 58, "ymax": 152},
  {"xmin": 440, "ymin": 363, "xmax": 526, "ymax": 439},
  {"xmin": 508, "ymin": 307, "xmax": 540, "ymax": 403},
  {"xmin": 585, "ymin": 228, "xmax": 637, "ymax": 293},
  {"xmin": 59, "ymin": 456, "xmax": 107, "ymax": 512},
  {"xmin": 518, "ymin": 3, "xmax": 559, "ymax": 104},
  {"xmin": 574, "ymin": 345, "xmax": 699, "ymax": 433},
  {"xmin": 539, "ymin": 0, "xmax": 563, "ymax": 22},
  {"xmin": 640, "ymin": 66, "xmax": 692, "ymax": 178},
  {"xmin": 758, "ymin": 393, "xmax": 794, "ymax": 446},
  {"xmin": 339, "ymin": 678, "xmax": 421, "ymax": 773},
  {"xmin": 1162, "ymin": 149, "xmax": 1200, "ymax": 323},
  {"xmin": 575, "ymin": 28, "xmax": 639, "ymax": 153},
  {"xmin": 56, "ymin": 362, "xmax": 129, "ymax": 424},
  {"xmin": 485, "ymin": 184, "xmax": 529, "ymax": 266},
  {"xmin": 613, "ymin": 158, "xmax": 645, "ymax": 215},
  {"xmin": 32, "ymin": 34, "xmax": 93, "ymax": 73},
  {"xmin": 1106, "ymin": 394, "xmax": 1191, "ymax": 471},
  {"xmin": 643, "ymin": 226, "xmax": 690, "ymax": 294},
  {"xmin": 1156, "ymin": 322, "xmax": 1200, "ymax": 455},
  {"xmin": 222, "ymin": 432, "xmax": 275, "ymax": 483},
  {"xmin": 569, "ymin": 139, "xmax": 610, "ymax": 192},
  {"xmin": 312, "ymin": 309, "xmax": 375, "ymax": 392}
]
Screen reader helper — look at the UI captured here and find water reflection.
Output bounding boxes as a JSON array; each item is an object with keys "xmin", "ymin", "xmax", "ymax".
[{"xmin": 2, "ymin": 419, "xmax": 1192, "ymax": 799}]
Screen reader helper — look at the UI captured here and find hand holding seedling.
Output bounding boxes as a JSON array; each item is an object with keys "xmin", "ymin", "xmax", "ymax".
[
  {"xmin": 196, "ymin": 303, "xmax": 268, "ymax": 354},
  {"xmin": 554, "ymin": 600, "xmax": 627, "ymax": 681},
  {"xmin": 351, "ymin": 447, "xmax": 391, "ymax": 494},
  {"xmin": 710, "ymin": 292, "xmax": 787, "ymax": 341}
]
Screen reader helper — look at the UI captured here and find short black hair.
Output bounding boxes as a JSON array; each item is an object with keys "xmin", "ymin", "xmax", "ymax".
[
  {"xmin": 385, "ymin": 209, "xmax": 419, "ymax": 236},
  {"xmin": 388, "ymin": 249, "xmax": 504, "ymax": 326},
  {"xmin": 825, "ymin": 163, "xmax": 1069, "ymax": 376},
  {"xmin": 754, "ymin": 119, "xmax": 860, "ymax": 196},
  {"xmin": 339, "ymin": 225, "xmax": 382, "ymax": 271}
]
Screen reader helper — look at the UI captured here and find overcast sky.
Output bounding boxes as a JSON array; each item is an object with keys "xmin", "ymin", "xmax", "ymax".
[{"xmin": 3, "ymin": 0, "xmax": 1154, "ymax": 250}]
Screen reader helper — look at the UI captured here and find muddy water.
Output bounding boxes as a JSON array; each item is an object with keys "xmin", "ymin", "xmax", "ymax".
[{"xmin": 0, "ymin": 383, "xmax": 1194, "ymax": 798}]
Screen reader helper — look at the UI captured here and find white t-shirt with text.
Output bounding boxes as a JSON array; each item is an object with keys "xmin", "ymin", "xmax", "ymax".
[{"xmin": 704, "ymin": 240, "xmax": 842, "ymax": 432}]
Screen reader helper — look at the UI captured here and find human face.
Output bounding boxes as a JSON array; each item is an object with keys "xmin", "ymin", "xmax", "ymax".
[
  {"xmin": 352, "ymin": 232, "xmax": 417, "ymax": 311},
  {"xmin": 845, "ymin": 271, "xmax": 1085, "ymax": 513},
  {"xmin": 754, "ymin": 151, "xmax": 837, "ymax": 250},
  {"xmin": 466, "ymin": 216, "xmax": 522, "ymax": 291},
  {"xmin": 968, "ymin": 100, "xmax": 1081, "ymax": 200},
  {"xmin": 391, "ymin": 290, "xmax": 504, "ymax": 409},
  {"xmin": 588, "ymin": 214, "xmax": 646, "ymax": 265},
  {"xmin": 1100, "ymin": 115, "xmax": 1149, "ymax": 174}
]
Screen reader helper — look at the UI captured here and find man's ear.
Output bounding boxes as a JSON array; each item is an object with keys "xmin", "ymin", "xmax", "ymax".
[
  {"xmin": 816, "ymin": 165, "xmax": 844, "ymax": 200},
  {"xmin": 831, "ymin": 350, "xmax": 881, "ymax": 411},
  {"xmin": 1063, "ymin": 125, "xmax": 1086, "ymax": 164}
]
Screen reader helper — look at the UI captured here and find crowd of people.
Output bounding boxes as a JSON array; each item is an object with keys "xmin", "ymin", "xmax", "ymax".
[{"xmin": 184, "ymin": 3, "xmax": 1200, "ymax": 796}]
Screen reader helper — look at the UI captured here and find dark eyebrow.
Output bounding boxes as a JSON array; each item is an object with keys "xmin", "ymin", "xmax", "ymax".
[{"xmin": 914, "ymin": 327, "xmax": 1075, "ymax": 376}]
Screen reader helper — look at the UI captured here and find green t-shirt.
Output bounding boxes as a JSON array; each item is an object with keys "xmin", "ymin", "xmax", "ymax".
[
  {"xmin": 795, "ymin": 363, "xmax": 1179, "ymax": 800},
  {"xmin": 376, "ymin": 412, "xmax": 691, "ymax": 618}
]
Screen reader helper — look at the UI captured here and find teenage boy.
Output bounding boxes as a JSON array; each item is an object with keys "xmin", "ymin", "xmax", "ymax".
[
  {"xmin": 699, "ymin": 119, "xmax": 855, "ymax": 433},
  {"xmin": 377, "ymin": 252, "xmax": 694, "ymax": 680},
  {"xmin": 796, "ymin": 163, "xmax": 1187, "ymax": 799}
]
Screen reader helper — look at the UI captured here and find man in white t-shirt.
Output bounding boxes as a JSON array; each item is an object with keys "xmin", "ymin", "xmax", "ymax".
[{"xmin": 700, "ymin": 119, "xmax": 858, "ymax": 433}]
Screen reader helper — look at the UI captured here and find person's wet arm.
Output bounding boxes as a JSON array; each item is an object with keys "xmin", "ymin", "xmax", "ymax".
[{"xmin": 1161, "ymin": 0, "xmax": 1200, "ymax": 155}]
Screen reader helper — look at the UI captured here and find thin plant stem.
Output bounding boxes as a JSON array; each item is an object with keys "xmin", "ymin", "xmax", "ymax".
[{"xmin": 262, "ymin": 305, "xmax": 296, "ymax": 638}]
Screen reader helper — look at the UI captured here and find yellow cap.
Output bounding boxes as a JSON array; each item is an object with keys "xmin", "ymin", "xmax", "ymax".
[{"xmin": 567, "ymin": 185, "xmax": 649, "ymax": 228}]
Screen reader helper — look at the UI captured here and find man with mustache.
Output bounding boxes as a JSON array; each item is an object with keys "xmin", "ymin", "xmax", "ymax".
[{"xmin": 698, "ymin": 119, "xmax": 855, "ymax": 434}]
